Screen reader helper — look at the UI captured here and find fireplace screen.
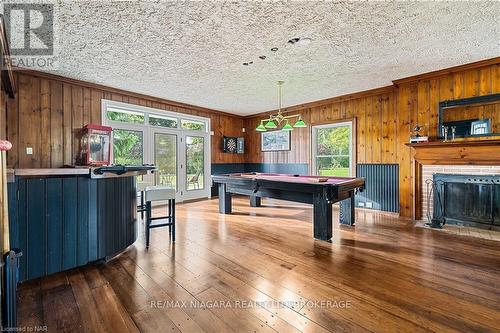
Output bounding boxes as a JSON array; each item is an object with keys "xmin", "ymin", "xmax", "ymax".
[
  {"xmin": 444, "ymin": 182, "xmax": 493, "ymax": 224},
  {"xmin": 434, "ymin": 174, "xmax": 499, "ymax": 228}
]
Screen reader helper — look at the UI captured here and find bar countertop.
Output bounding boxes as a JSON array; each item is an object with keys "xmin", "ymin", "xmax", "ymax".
[
  {"xmin": 8, "ymin": 168, "xmax": 91, "ymax": 176},
  {"xmin": 7, "ymin": 165, "xmax": 156, "ymax": 180}
]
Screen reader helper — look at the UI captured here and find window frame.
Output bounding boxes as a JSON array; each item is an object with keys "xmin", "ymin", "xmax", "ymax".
[
  {"xmin": 148, "ymin": 114, "xmax": 179, "ymax": 129},
  {"xmin": 101, "ymin": 100, "xmax": 211, "ymax": 197},
  {"xmin": 311, "ymin": 119, "xmax": 356, "ymax": 177},
  {"xmin": 102, "ymin": 99, "xmax": 209, "ymax": 133}
]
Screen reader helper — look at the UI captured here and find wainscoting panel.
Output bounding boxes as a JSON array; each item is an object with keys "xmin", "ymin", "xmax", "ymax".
[
  {"xmin": 210, "ymin": 163, "xmax": 309, "ymax": 197},
  {"xmin": 244, "ymin": 163, "xmax": 309, "ymax": 175},
  {"xmin": 356, "ymin": 164, "xmax": 399, "ymax": 213},
  {"xmin": 211, "ymin": 163, "xmax": 246, "ymax": 175}
]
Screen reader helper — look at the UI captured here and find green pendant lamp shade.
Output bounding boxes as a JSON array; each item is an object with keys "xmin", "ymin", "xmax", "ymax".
[
  {"xmin": 293, "ymin": 117, "xmax": 307, "ymax": 128},
  {"xmin": 264, "ymin": 119, "xmax": 277, "ymax": 129},
  {"xmin": 282, "ymin": 121, "xmax": 293, "ymax": 131},
  {"xmin": 256, "ymin": 121, "xmax": 267, "ymax": 132},
  {"xmin": 255, "ymin": 82, "xmax": 308, "ymax": 131}
]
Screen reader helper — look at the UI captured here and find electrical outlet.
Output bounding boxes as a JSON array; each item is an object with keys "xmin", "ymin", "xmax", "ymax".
[
  {"xmin": 26, "ymin": 147, "xmax": 33, "ymax": 155},
  {"xmin": 366, "ymin": 202, "xmax": 373, "ymax": 208},
  {"xmin": 358, "ymin": 202, "xmax": 365, "ymax": 207}
]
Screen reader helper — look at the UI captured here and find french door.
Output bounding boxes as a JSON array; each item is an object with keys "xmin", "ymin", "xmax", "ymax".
[
  {"xmin": 103, "ymin": 99, "xmax": 211, "ymax": 202},
  {"xmin": 150, "ymin": 129, "xmax": 210, "ymax": 201},
  {"xmin": 182, "ymin": 134, "xmax": 208, "ymax": 200}
]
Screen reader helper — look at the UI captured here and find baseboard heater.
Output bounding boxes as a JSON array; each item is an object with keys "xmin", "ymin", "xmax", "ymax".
[
  {"xmin": 1, "ymin": 249, "xmax": 22, "ymax": 329},
  {"xmin": 356, "ymin": 164, "xmax": 399, "ymax": 213}
]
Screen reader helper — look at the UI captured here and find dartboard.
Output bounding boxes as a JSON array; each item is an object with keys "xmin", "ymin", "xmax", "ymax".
[{"xmin": 224, "ymin": 137, "xmax": 238, "ymax": 153}]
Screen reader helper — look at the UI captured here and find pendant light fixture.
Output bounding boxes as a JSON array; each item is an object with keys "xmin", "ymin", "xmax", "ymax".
[{"xmin": 256, "ymin": 81, "xmax": 307, "ymax": 131}]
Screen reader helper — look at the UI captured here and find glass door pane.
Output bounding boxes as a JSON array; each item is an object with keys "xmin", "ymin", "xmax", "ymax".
[
  {"xmin": 314, "ymin": 124, "xmax": 352, "ymax": 177},
  {"xmin": 185, "ymin": 136, "xmax": 205, "ymax": 191},
  {"xmin": 113, "ymin": 129, "xmax": 143, "ymax": 165},
  {"xmin": 154, "ymin": 133, "xmax": 177, "ymax": 190}
]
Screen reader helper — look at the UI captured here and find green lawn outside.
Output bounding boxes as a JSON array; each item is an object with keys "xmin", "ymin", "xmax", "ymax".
[{"xmin": 318, "ymin": 168, "xmax": 350, "ymax": 177}]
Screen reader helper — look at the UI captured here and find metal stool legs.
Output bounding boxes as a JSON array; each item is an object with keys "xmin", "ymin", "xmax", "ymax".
[
  {"xmin": 145, "ymin": 199, "xmax": 176, "ymax": 248},
  {"xmin": 171, "ymin": 199, "xmax": 176, "ymax": 242},
  {"xmin": 140, "ymin": 191, "xmax": 145, "ymax": 220},
  {"xmin": 145, "ymin": 201, "xmax": 151, "ymax": 248},
  {"xmin": 137, "ymin": 190, "xmax": 147, "ymax": 221}
]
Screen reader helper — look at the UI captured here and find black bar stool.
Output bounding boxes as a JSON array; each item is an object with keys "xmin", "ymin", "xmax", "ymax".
[
  {"xmin": 144, "ymin": 186, "xmax": 176, "ymax": 248},
  {"xmin": 137, "ymin": 183, "xmax": 147, "ymax": 221}
]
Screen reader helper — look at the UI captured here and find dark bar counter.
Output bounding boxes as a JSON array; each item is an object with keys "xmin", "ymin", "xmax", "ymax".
[{"xmin": 7, "ymin": 166, "xmax": 155, "ymax": 282}]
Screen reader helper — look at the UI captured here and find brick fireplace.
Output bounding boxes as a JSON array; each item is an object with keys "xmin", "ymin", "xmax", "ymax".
[
  {"xmin": 421, "ymin": 165, "xmax": 500, "ymax": 220},
  {"xmin": 407, "ymin": 139, "xmax": 500, "ymax": 221}
]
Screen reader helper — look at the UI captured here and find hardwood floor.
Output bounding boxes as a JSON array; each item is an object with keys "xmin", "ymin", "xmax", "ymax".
[{"xmin": 17, "ymin": 197, "xmax": 500, "ymax": 333}]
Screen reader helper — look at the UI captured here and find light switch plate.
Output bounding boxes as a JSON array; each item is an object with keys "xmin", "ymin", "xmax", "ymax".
[{"xmin": 26, "ymin": 147, "xmax": 33, "ymax": 155}]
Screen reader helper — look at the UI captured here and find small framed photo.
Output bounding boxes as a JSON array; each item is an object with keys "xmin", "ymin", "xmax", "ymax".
[
  {"xmin": 261, "ymin": 130, "xmax": 291, "ymax": 152},
  {"xmin": 470, "ymin": 119, "xmax": 491, "ymax": 135}
]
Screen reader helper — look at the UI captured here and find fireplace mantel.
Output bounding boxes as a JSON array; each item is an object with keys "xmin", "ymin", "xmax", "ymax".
[
  {"xmin": 407, "ymin": 139, "xmax": 500, "ymax": 220},
  {"xmin": 406, "ymin": 139, "xmax": 500, "ymax": 165}
]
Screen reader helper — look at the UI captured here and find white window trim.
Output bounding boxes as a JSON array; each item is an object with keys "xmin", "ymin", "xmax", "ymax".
[
  {"xmin": 102, "ymin": 99, "xmax": 210, "ymax": 131},
  {"xmin": 311, "ymin": 120, "xmax": 354, "ymax": 177},
  {"xmin": 101, "ymin": 99, "xmax": 211, "ymax": 200}
]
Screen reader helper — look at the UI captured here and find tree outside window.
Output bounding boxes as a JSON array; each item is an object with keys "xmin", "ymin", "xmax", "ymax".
[{"xmin": 316, "ymin": 126, "xmax": 350, "ymax": 177}]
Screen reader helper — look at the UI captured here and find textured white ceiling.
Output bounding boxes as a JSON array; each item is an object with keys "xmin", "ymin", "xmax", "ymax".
[{"xmin": 16, "ymin": 1, "xmax": 500, "ymax": 115}]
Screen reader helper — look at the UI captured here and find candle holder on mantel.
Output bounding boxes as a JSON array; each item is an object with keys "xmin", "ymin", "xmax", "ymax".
[
  {"xmin": 442, "ymin": 126, "xmax": 449, "ymax": 142},
  {"xmin": 409, "ymin": 124, "xmax": 429, "ymax": 144}
]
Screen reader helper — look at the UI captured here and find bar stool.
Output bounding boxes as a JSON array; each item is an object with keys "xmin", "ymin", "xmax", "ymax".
[
  {"xmin": 144, "ymin": 186, "xmax": 176, "ymax": 248},
  {"xmin": 137, "ymin": 183, "xmax": 148, "ymax": 221}
]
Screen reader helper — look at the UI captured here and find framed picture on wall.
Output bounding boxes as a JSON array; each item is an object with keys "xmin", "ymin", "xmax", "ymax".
[{"xmin": 261, "ymin": 130, "xmax": 291, "ymax": 152}]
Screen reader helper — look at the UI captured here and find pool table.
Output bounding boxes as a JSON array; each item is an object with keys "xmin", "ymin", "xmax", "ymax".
[{"xmin": 212, "ymin": 173, "xmax": 365, "ymax": 242}]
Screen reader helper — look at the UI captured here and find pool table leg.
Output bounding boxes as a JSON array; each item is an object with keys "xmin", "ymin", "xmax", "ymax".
[
  {"xmin": 250, "ymin": 196, "xmax": 261, "ymax": 207},
  {"xmin": 339, "ymin": 191, "xmax": 356, "ymax": 226},
  {"xmin": 313, "ymin": 192, "xmax": 332, "ymax": 242},
  {"xmin": 218, "ymin": 183, "xmax": 232, "ymax": 214}
]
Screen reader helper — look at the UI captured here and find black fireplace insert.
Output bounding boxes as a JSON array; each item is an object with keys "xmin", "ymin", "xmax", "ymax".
[{"xmin": 433, "ymin": 173, "xmax": 500, "ymax": 229}]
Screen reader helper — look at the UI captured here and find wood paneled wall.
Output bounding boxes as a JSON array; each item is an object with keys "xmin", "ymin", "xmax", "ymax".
[
  {"xmin": 5, "ymin": 71, "xmax": 245, "ymax": 168},
  {"xmin": 245, "ymin": 87, "xmax": 397, "ymax": 166},
  {"xmin": 4, "ymin": 59, "xmax": 500, "ymax": 218},
  {"xmin": 397, "ymin": 62, "xmax": 500, "ymax": 217},
  {"xmin": 245, "ymin": 60, "xmax": 500, "ymax": 217},
  {"xmin": 0, "ymin": 84, "xmax": 6, "ymax": 140}
]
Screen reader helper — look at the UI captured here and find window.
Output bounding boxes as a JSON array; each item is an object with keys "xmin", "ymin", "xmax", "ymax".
[
  {"xmin": 102, "ymin": 99, "xmax": 211, "ymax": 200},
  {"xmin": 149, "ymin": 115, "xmax": 178, "ymax": 128},
  {"xmin": 312, "ymin": 121, "xmax": 353, "ymax": 177},
  {"xmin": 185, "ymin": 136, "xmax": 205, "ymax": 190},
  {"xmin": 104, "ymin": 101, "xmax": 209, "ymax": 133},
  {"xmin": 181, "ymin": 119, "xmax": 205, "ymax": 131},
  {"xmin": 106, "ymin": 107, "xmax": 144, "ymax": 124},
  {"xmin": 112, "ymin": 129, "xmax": 143, "ymax": 165},
  {"xmin": 154, "ymin": 133, "xmax": 177, "ymax": 190}
]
